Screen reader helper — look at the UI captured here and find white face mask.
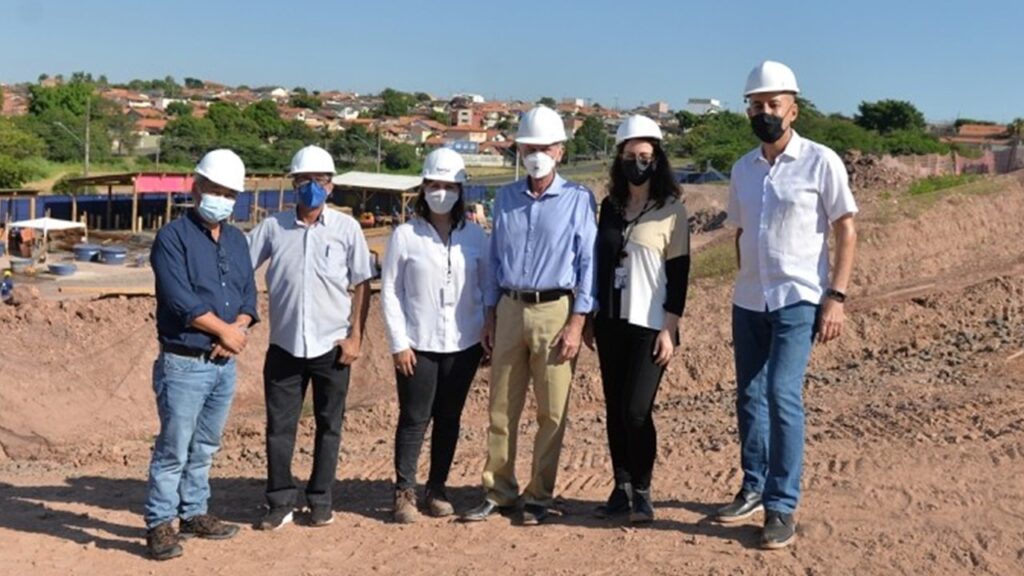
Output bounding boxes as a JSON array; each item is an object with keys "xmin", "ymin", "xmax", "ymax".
[
  {"xmin": 197, "ymin": 193, "xmax": 236, "ymax": 223},
  {"xmin": 523, "ymin": 152, "xmax": 556, "ymax": 179},
  {"xmin": 424, "ymin": 187, "xmax": 459, "ymax": 214}
]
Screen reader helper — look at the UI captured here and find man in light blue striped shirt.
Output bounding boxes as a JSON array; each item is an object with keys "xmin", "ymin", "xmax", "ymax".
[{"xmin": 461, "ymin": 106, "xmax": 597, "ymax": 526}]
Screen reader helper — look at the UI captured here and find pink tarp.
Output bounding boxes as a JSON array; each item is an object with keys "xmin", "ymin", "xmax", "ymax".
[{"xmin": 133, "ymin": 174, "xmax": 195, "ymax": 193}]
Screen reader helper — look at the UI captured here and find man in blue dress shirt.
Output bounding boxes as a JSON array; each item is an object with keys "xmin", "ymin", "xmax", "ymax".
[
  {"xmin": 461, "ymin": 106, "xmax": 597, "ymax": 525},
  {"xmin": 144, "ymin": 149, "xmax": 258, "ymax": 560}
]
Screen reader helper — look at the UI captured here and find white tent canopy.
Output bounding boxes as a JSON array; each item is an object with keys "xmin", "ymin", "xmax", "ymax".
[
  {"xmin": 332, "ymin": 171, "xmax": 422, "ymax": 191},
  {"xmin": 9, "ymin": 217, "xmax": 87, "ymax": 232}
]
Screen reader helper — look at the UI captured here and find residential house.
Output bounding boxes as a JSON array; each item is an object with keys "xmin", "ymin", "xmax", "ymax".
[{"xmin": 686, "ymin": 98, "xmax": 723, "ymax": 115}]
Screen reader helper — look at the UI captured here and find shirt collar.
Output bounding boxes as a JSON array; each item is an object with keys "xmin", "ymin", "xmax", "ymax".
[
  {"xmin": 756, "ymin": 130, "xmax": 804, "ymax": 165},
  {"xmin": 186, "ymin": 208, "xmax": 218, "ymax": 240},
  {"xmin": 294, "ymin": 207, "xmax": 326, "ymax": 227},
  {"xmin": 520, "ymin": 172, "xmax": 567, "ymax": 198}
]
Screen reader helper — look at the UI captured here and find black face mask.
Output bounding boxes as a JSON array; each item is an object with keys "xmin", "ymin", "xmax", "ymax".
[
  {"xmin": 750, "ymin": 113, "xmax": 788, "ymax": 143},
  {"xmin": 623, "ymin": 158, "xmax": 656, "ymax": 185}
]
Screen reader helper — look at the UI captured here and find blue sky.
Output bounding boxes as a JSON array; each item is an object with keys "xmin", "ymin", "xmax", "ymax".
[{"xmin": 3, "ymin": 0, "xmax": 1021, "ymax": 122}]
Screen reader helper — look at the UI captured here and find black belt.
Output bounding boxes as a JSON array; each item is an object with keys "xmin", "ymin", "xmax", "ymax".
[
  {"xmin": 502, "ymin": 288, "xmax": 572, "ymax": 304},
  {"xmin": 161, "ymin": 343, "xmax": 209, "ymax": 358}
]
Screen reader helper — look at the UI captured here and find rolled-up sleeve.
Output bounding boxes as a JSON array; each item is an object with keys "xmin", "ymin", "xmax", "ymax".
[
  {"xmin": 151, "ymin": 228, "xmax": 213, "ymax": 326},
  {"xmin": 572, "ymin": 190, "xmax": 598, "ymax": 314}
]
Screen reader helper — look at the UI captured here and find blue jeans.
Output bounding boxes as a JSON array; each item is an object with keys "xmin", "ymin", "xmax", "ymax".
[
  {"xmin": 144, "ymin": 352, "xmax": 236, "ymax": 529},
  {"xmin": 732, "ymin": 302, "xmax": 818, "ymax": 515}
]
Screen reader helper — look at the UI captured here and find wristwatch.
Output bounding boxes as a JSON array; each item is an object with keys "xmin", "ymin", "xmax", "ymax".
[{"xmin": 825, "ymin": 288, "xmax": 847, "ymax": 303}]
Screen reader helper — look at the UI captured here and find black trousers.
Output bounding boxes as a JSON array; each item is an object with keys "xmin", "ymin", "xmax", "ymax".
[
  {"xmin": 264, "ymin": 344, "xmax": 350, "ymax": 509},
  {"xmin": 595, "ymin": 317, "xmax": 667, "ymax": 490},
  {"xmin": 394, "ymin": 344, "xmax": 483, "ymax": 490}
]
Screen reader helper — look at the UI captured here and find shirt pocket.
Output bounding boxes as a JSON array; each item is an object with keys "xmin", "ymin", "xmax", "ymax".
[{"xmin": 315, "ymin": 238, "xmax": 349, "ymax": 280}]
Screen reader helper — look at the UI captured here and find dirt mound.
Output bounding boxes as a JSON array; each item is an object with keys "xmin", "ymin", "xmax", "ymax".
[
  {"xmin": 0, "ymin": 290, "xmax": 397, "ymax": 461},
  {"xmin": 844, "ymin": 150, "xmax": 914, "ymax": 191}
]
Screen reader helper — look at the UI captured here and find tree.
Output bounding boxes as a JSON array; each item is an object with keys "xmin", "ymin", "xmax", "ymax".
[
  {"xmin": 383, "ymin": 142, "xmax": 418, "ymax": 170},
  {"xmin": 414, "ymin": 92, "xmax": 432, "ymax": 102},
  {"xmin": 184, "ymin": 77, "xmax": 204, "ymax": 89},
  {"xmin": 571, "ymin": 115, "xmax": 608, "ymax": 157},
  {"xmin": 206, "ymin": 102, "xmax": 258, "ymax": 134},
  {"xmin": 165, "ymin": 101, "xmax": 193, "ymax": 117},
  {"xmin": 680, "ymin": 111, "xmax": 759, "ymax": 171},
  {"xmin": 538, "ymin": 96, "xmax": 557, "ymax": 108},
  {"xmin": 378, "ymin": 88, "xmax": 415, "ymax": 117},
  {"xmin": 160, "ymin": 116, "xmax": 218, "ymax": 165},
  {"xmin": 674, "ymin": 110, "xmax": 700, "ymax": 131},
  {"xmin": 0, "ymin": 155, "xmax": 39, "ymax": 188},
  {"xmin": 289, "ymin": 92, "xmax": 322, "ymax": 111},
  {"xmin": 243, "ymin": 100, "xmax": 285, "ymax": 140},
  {"xmin": 855, "ymin": 100, "xmax": 926, "ymax": 134},
  {"xmin": 0, "ymin": 119, "xmax": 46, "ymax": 159}
]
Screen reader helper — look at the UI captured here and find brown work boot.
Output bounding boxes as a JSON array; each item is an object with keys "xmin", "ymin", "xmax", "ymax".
[
  {"xmin": 393, "ymin": 488, "xmax": 420, "ymax": 524},
  {"xmin": 179, "ymin": 514, "xmax": 239, "ymax": 540},
  {"xmin": 425, "ymin": 486, "xmax": 455, "ymax": 518},
  {"xmin": 146, "ymin": 521, "xmax": 183, "ymax": 561}
]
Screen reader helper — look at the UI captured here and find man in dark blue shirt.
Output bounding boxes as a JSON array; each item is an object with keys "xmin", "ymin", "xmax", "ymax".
[{"xmin": 144, "ymin": 149, "xmax": 258, "ymax": 561}]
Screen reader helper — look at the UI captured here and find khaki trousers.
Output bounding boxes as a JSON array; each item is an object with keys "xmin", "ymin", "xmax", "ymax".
[{"xmin": 481, "ymin": 294, "xmax": 574, "ymax": 507}]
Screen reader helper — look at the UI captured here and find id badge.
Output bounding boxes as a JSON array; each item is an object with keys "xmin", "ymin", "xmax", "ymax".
[
  {"xmin": 614, "ymin": 266, "xmax": 628, "ymax": 289},
  {"xmin": 441, "ymin": 281, "xmax": 456, "ymax": 306}
]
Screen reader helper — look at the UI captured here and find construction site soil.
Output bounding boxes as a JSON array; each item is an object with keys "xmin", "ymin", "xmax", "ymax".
[{"xmin": 2, "ymin": 172, "xmax": 1023, "ymax": 575}]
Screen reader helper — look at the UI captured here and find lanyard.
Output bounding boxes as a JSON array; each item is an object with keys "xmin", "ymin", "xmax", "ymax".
[{"xmin": 619, "ymin": 200, "xmax": 655, "ymax": 260}]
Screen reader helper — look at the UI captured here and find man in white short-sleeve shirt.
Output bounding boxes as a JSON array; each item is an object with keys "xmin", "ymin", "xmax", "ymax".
[
  {"xmin": 715, "ymin": 61, "xmax": 858, "ymax": 551},
  {"xmin": 247, "ymin": 145, "xmax": 374, "ymax": 530}
]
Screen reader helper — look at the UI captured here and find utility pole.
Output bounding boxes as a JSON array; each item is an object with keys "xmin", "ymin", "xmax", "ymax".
[
  {"xmin": 84, "ymin": 97, "xmax": 91, "ymax": 177},
  {"xmin": 376, "ymin": 128, "xmax": 381, "ymax": 173}
]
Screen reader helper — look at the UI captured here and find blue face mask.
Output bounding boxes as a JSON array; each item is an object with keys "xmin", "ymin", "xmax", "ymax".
[
  {"xmin": 297, "ymin": 181, "xmax": 328, "ymax": 208},
  {"xmin": 197, "ymin": 193, "xmax": 236, "ymax": 223}
]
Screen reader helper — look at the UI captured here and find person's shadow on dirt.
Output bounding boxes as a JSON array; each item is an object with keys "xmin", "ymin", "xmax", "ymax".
[{"xmin": 0, "ymin": 475, "xmax": 265, "ymax": 558}]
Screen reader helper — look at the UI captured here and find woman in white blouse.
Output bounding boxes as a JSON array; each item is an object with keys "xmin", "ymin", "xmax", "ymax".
[{"xmin": 381, "ymin": 148, "xmax": 488, "ymax": 523}]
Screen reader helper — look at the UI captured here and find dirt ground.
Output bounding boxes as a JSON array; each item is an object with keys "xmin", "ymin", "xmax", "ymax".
[{"xmin": 1, "ymin": 173, "xmax": 1024, "ymax": 575}]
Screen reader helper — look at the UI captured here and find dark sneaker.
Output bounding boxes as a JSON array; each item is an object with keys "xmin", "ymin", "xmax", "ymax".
[
  {"xmin": 715, "ymin": 489, "xmax": 764, "ymax": 524},
  {"xmin": 309, "ymin": 505, "xmax": 334, "ymax": 527},
  {"xmin": 761, "ymin": 510, "xmax": 797, "ymax": 549},
  {"xmin": 629, "ymin": 488, "xmax": 654, "ymax": 524},
  {"xmin": 520, "ymin": 503, "xmax": 549, "ymax": 526},
  {"xmin": 179, "ymin": 514, "xmax": 239, "ymax": 540},
  {"xmin": 146, "ymin": 521, "xmax": 182, "ymax": 561},
  {"xmin": 394, "ymin": 488, "xmax": 420, "ymax": 524},
  {"xmin": 425, "ymin": 486, "xmax": 455, "ymax": 518},
  {"xmin": 257, "ymin": 506, "xmax": 294, "ymax": 531},
  {"xmin": 458, "ymin": 499, "xmax": 517, "ymax": 522},
  {"xmin": 594, "ymin": 483, "xmax": 633, "ymax": 519}
]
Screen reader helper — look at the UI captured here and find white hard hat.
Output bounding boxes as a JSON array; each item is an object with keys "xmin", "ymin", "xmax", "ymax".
[
  {"xmin": 422, "ymin": 148, "xmax": 467, "ymax": 184},
  {"xmin": 515, "ymin": 105, "xmax": 567, "ymax": 145},
  {"xmin": 195, "ymin": 149, "xmax": 246, "ymax": 193},
  {"xmin": 289, "ymin": 145, "xmax": 336, "ymax": 175},
  {"xmin": 744, "ymin": 60, "xmax": 801, "ymax": 97},
  {"xmin": 615, "ymin": 115, "xmax": 663, "ymax": 145}
]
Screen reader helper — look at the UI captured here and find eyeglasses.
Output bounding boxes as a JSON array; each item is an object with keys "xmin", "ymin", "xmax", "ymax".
[
  {"xmin": 293, "ymin": 175, "xmax": 332, "ymax": 186},
  {"xmin": 621, "ymin": 154, "xmax": 654, "ymax": 163}
]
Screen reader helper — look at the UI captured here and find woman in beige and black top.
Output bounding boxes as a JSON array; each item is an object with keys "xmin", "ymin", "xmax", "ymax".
[{"xmin": 592, "ymin": 115, "xmax": 691, "ymax": 524}]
